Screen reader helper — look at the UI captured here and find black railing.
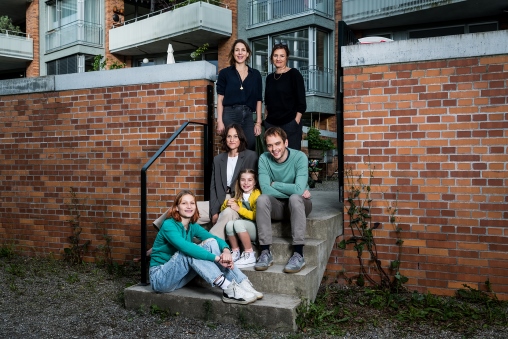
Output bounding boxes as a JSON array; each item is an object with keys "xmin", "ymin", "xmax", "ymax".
[
  {"xmin": 140, "ymin": 85, "xmax": 214, "ymax": 285},
  {"xmin": 337, "ymin": 21, "xmax": 359, "ymax": 203}
]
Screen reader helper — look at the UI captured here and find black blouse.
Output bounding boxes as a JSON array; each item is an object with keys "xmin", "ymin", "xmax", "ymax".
[
  {"xmin": 216, "ymin": 66, "xmax": 263, "ymax": 112},
  {"xmin": 264, "ymin": 68, "xmax": 306, "ymax": 126}
]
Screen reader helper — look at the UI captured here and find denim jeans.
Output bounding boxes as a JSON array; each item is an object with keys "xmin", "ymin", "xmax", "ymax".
[
  {"xmin": 263, "ymin": 119, "xmax": 302, "ymax": 150},
  {"xmin": 149, "ymin": 238, "xmax": 247, "ymax": 293},
  {"xmin": 222, "ymin": 105, "xmax": 255, "ymax": 151}
]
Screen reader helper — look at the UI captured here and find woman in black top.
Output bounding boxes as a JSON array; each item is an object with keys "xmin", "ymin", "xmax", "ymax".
[
  {"xmin": 264, "ymin": 43, "xmax": 307, "ymax": 150},
  {"xmin": 216, "ymin": 39, "xmax": 263, "ymax": 151}
]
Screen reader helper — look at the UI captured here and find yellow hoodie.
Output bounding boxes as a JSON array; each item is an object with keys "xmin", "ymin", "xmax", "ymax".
[{"xmin": 220, "ymin": 188, "xmax": 261, "ymax": 221}]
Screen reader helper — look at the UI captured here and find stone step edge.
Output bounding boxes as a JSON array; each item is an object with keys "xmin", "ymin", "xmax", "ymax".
[{"xmin": 124, "ymin": 283, "xmax": 302, "ymax": 331}]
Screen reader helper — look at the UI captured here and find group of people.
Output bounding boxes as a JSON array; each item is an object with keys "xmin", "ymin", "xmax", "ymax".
[{"xmin": 149, "ymin": 40, "xmax": 311, "ymax": 306}]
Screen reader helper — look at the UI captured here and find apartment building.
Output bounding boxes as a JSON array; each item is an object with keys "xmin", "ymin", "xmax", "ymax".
[
  {"xmin": 1, "ymin": 0, "xmax": 506, "ymax": 130},
  {"xmin": 0, "ymin": 0, "xmax": 232, "ymax": 79}
]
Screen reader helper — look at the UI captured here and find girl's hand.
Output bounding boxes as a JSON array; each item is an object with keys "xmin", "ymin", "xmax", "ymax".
[
  {"xmin": 219, "ymin": 250, "xmax": 234, "ymax": 269},
  {"xmin": 227, "ymin": 199, "xmax": 240, "ymax": 211}
]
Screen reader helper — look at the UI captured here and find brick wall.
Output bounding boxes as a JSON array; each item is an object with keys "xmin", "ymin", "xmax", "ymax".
[
  {"xmin": 0, "ymin": 76, "xmax": 213, "ymax": 262},
  {"xmin": 327, "ymin": 54, "xmax": 508, "ymax": 299},
  {"xmin": 26, "ymin": 0, "xmax": 39, "ymax": 77}
]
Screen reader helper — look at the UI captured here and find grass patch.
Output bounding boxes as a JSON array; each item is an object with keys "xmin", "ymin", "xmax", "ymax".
[{"xmin": 297, "ymin": 284, "xmax": 508, "ymax": 337}]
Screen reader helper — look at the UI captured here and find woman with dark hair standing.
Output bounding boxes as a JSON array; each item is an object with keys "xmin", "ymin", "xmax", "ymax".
[
  {"xmin": 150, "ymin": 190, "xmax": 262, "ymax": 304},
  {"xmin": 216, "ymin": 39, "xmax": 263, "ymax": 151},
  {"xmin": 264, "ymin": 43, "xmax": 307, "ymax": 150}
]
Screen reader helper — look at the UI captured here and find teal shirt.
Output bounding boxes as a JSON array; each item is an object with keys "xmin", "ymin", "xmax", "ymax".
[
  {"xmin": 149, "ymin": 217, "xmax": 230, "ymax": 267},
  {"xmin": 258, "ymin": 148, "xmax": 309, "ymax": 199}
]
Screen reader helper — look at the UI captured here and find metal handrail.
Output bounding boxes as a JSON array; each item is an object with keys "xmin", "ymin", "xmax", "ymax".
[{"xmin": 140, "ymin": 85, "xmax": 214, "ymax": 285}]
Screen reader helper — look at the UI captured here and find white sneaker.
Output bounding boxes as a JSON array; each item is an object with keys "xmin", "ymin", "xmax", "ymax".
[
  {"xmin": 239, "ymin": 278, "xmax": 263, "ymax": 299},
  {"xmin": 231, "ymin": 249, "xmax": 240, "ymax": 262},
  {"xmin": 222, "ymin": 280, "xmax": 257, "ymax": 305},
  {"xmin": 235, "ymin": 251, "xmax": 256, "ymax": 268}
]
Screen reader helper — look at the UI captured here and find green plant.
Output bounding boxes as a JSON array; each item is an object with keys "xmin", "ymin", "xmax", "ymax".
[
  {"xmin": 190, "ymin": 43, "xmax": 209, "ymax": 61},
  {"xmin": 66, "ymin": 273, "xmax": 80, "ymax": 284},
  {"xmin": 63, "ymin": 188, "xmax": 90, "ymax": 265},
  {"xmin": 95, "ymin": 208, "xmax": 114, "ymax": 273},
  {"xmin": 0, "ymin": 16, "xmax": 21, "ymax": 33},
  {"xmin": 305, "ymin": 127, "xmax": 335, "ymax": 151},
  {"xmin": 90, "ymin": 55, "xmax": 125, "ymax": 71},
  {"xmin": 0, "ymin": 242, "xmax": 16, "ymax": 259},
  {"xmin": 339, "ymin": 166, "xmax": 407, "ymax": 291},
  {"xmin": 203, "ymin": 300, "xmax": 213, "ymax": 321}
]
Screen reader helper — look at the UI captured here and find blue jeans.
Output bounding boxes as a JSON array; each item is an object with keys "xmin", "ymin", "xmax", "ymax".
[
  {"xmin": 222, "ymin": 105, "xmax": 255, "ymax": 151},
  {"xmin": 149, "ymin": 238, "xmax": 247, "ymax": 292}
]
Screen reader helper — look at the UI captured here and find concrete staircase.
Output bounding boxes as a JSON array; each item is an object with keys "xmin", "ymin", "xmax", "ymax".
[{"xmin": 124, "ymin": 191, "xmax": 342, "ymax": 332}]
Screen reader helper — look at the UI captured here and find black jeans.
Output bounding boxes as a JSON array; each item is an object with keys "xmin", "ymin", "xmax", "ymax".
[
  {"xmin": 222, "ymin": 105, "xmax": 255, "ymax": 151},
  {"xmin": 263, "ymin": 119, "xmax": 302, "ymax": 150}
]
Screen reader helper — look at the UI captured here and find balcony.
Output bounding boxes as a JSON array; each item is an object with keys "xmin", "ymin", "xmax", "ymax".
[
  {"xmin": 343, "ymin": 0, "xmax": 508, "ymax": 29},
  {"xmin": 301, "ymin": 66, "xmax": 333, "ymax": 96},
  {"xmin": 249, "ymin": 0, "xmax": 334, "ymax": 26},
  {"xmin": 46, "ymin": 21, "xmax": 103, "ymax": 53},
  {"xmin": 261, "ymin": 65, "xmax": 333, "ymax": 96},
  {"xmin": 109, "ymin": 1, "xmax": 232, "ymax": 55},
  {"xmin": 0, "ymin": 29, "xmax": 33, "ymax": 72}
]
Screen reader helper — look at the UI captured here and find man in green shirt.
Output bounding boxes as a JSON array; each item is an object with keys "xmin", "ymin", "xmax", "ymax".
[{"xmin": 255, "ymin": 127, "xmax": 312, "ymax": 273}]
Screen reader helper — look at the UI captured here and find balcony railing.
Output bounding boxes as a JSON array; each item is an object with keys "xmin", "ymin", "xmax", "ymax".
[
  {"xmin": 261, "ymin": 65, "xmax": 333, "ymax": 96},
  {"xmin": 109, "ymin": 1, "xmax": 231, "ymax": 55},
  {"xmin": 46, "ymin": 20, "xmax": 103, "ymax": 53},
  {"xmin": 249, "ymin": 0, "xmax": 334, "ymax": 26},
  {"xmin": 343, "ymin": 0, "xmax": 466, "ymax": 24},
  {"xmin": 0, "ymin": 29, "xmax": 33, "ymax": 60},
  {"xmin": 301, "ymin": 66, "xmax": 333, "ymax": 95}
]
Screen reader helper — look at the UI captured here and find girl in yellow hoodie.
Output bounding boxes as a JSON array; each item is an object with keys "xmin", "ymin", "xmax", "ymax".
[{"xmin": 220, "ymin": 169, "xmax": 261, "ymax": 268}]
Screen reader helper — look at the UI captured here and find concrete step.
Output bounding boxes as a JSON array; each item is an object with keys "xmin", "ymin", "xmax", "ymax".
[
  {"xmin": 125, "ymin": 191, "xmax": 343, "ymax": 332},
  {"xmin": 241, "ymin": 264, "xmax": 321, "ymax": 302},
  {"xmin": 124, "ymin": 283, "xmax": 301, "ymax": 332},
  {"xmin": 270, "ymin": 236, "xmax": 326, "ymax": 266}
]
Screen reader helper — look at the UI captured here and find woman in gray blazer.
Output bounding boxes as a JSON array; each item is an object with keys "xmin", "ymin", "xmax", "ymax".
[{"xmin": 200, "ymin": 123, "xmax": 258, "ymax": 239}]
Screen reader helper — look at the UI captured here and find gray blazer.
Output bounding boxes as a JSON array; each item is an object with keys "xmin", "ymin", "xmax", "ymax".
[{"xmin": 209, "ymin": 149, "xmax": 258, "ymax": 219}]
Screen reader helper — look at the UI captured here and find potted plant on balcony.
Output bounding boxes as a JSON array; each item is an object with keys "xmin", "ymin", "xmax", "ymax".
[{"xmin": 305, "ymin": 127, "xmax": 335, "ymax": 160}]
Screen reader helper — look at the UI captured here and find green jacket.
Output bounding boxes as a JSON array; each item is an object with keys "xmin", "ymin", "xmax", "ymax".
[
  {"xmin": 150, "ymin": 217, "xmax": 230, "ymax": 267},
  {"xmin": 258, "ymin": 148, "xmax": 309, "ymax": 199}
]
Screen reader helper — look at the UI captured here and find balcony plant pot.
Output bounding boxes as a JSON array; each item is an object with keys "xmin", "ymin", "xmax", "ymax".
[
  {"xmin": 305, "ymin": 127, "xmax": 335, "ymax": 161},
  {"xmin": 309, "ymin": 148, "xmax": 324, "ymax": 160}
]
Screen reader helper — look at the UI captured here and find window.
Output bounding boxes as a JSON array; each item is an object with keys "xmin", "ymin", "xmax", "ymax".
[
  {"xmin": 45, "ymin": 0, "xmax": 103, "ymax": 52},
  {"xmin": 47, "ymin": 54, "xmax": 94, "ymax": 75},
  {"xmin": 252, "ymin": 27, "xmax": 332, "ymax": 95}
]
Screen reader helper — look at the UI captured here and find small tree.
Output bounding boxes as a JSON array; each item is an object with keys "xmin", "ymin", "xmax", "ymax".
[{"xmin": 0, "ymin": 16, "xmax": 21, "ymax": 33}]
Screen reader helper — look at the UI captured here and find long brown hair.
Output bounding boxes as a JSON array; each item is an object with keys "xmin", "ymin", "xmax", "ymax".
[
  {"xmin": 228, "ymin": 39, "xmax": 252, "ymax": 67},
  {"xmin": 233, "ymin": 169, "xmax": 258, "ymax": 201},
  {"xmin": 169, "ymin": 190, "xmax": 200, "ymax": 224},
  {"xmin": 220, "ymin": 123, "xmax": 247, "ymax": 152}
]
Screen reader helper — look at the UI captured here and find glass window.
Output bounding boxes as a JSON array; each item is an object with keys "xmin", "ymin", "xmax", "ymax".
[
  {"xmin": 84, "ymin": 0, "xmax": 101, "ymax": 24},
  {"xmin": 273, "ymin": 29, "xmax": 309, "ymax": 70},
  {"xmin": 61, "ymin": 0, "xmax": 78, "ymax": 26},
  {"xmin": 252, "ymin": 38, "xmax": 269, "ymax": 75},
  {"xmin": 251, "ymin": 28, "xmax": 333, "ymax": 95}
]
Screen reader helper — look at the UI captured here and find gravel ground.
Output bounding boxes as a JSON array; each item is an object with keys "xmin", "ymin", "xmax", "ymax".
[
  {"xmin": 1, "ymin": 180, "xmax": 506, "ymax": 338},
  {"xmin": 2, "ymin": 255, "xmax": 506, "ymax": 339}
]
